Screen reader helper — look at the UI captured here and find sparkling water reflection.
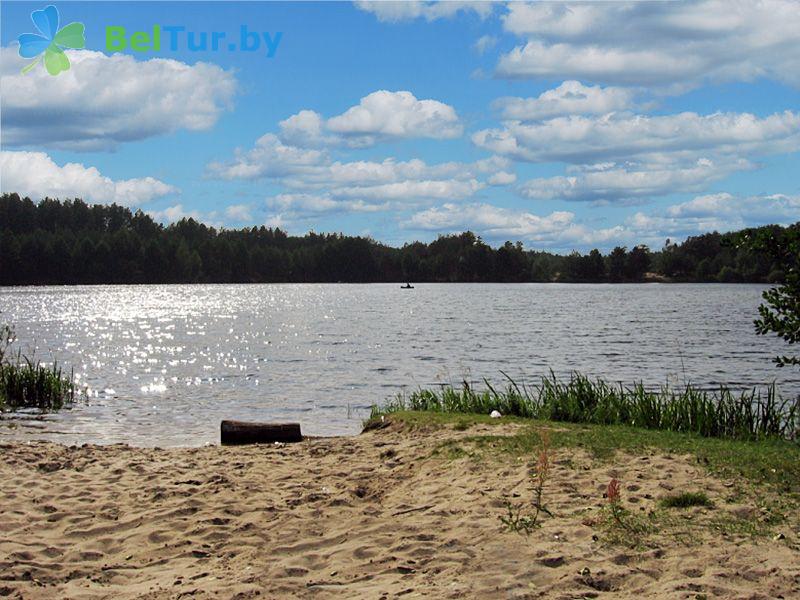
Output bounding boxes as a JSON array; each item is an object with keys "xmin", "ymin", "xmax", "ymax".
[{"xmin": 1, "ymin": 283, "xmax": 797, "ymax": 446}]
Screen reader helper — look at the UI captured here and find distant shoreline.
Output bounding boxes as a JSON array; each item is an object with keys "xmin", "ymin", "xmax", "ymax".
[
  {"xmin": 0, "ymin": 280, "xmax": 778, "ymax": 288},
  {"xmin": 1, "ymin": 195, "xmax": 792, "ymax": 286}
]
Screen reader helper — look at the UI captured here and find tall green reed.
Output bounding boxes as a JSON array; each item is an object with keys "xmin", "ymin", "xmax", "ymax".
[
  {"xmin": 373, "ymin": 371, "xmax": 799, "ymax": 442},
  {"xmin": 0, "ymin": 323, "xmax": 77, "ymax": 412}
]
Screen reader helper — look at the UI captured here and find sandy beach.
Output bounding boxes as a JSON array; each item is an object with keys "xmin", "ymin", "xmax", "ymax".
[{"xmin": 1, "ymin": 418, "xmax": 799, "ymax": 599}]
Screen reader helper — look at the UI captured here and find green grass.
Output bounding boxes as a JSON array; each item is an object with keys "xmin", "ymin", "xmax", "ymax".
[
  {"xmin": 0, "ymin": 355, "xmax": 77, "ymax": 412},
  {"xmin": 660, "ymin": 491, "xmax": 714, "ymax": 509},
  {"xmin": 369, "ymin": 411, "xmax": 800, "ymax": 494},
  {"xmin": 372, "ymin": 372, "xmax": 799, "ymax": 442}
]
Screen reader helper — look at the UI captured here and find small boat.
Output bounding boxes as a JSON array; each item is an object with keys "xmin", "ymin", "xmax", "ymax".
[{"xmin": 401, "ymin": 283, "xmax": 414, "ymax": 289}]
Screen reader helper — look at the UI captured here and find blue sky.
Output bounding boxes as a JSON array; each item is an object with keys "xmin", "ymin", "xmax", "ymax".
[{"xmin": 1, "ymin": 1, "xmax": 799, "ymax": 251}]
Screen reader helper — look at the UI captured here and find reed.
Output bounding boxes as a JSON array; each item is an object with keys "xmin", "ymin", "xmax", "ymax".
[
  {"xmin": 0, "ymin": 352, "xmax": 77, "ymax": 412},
  {"xmin": 373, "ymin": 371, "xmax": 799, "ymax": 442}
]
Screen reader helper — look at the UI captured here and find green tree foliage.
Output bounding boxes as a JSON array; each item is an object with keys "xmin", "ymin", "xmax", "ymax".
[
  {"xmin": 740, "ymin": 224, "xmax": 800, "ymax": 368},
  {"xmin": 0, "ymin": 193, "xmax": 793, "ymax": 286},
  {"xmin": 606, "ymin": 246, "xmax": 627, "ymax": 282}
]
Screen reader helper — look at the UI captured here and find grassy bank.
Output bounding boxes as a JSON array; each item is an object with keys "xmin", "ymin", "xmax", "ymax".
[
  {"xmin": 372, "ymin": 372, "xmax": 799, "ymax": 442},
  {"xmin": 368, "ymin": 411, "xmax": 800, "ymax": 492},
  {"xmin": 366, "ymin": 411, "xmax": 800, "ymax": 548}
]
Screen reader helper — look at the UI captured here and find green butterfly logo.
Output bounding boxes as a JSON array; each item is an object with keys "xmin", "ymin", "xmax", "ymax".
[{"xmin": 18, "ymin": 5, "xmax": 85, "ymax": 76}]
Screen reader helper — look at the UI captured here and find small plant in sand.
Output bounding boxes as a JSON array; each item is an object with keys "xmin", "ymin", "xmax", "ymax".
[
  {"xmin": 606, "ymin": 478, "xmax": 626, "ymax": 527},
  {"xmin": 501, "ymin": 431, "xmax": 553, "ymax": 535},
  {"xmin": 600, "ymin": 477, "xmax": 653, "ymax": 545}
]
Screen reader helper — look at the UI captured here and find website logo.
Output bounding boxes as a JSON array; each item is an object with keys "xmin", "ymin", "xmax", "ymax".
[
  {"xmin": 18, "ymin": 5, "xmax": 85, "ymax": 76},
  {"xmin": 106, "ymin": 25, "xmax": 282, "ymax": 57}
]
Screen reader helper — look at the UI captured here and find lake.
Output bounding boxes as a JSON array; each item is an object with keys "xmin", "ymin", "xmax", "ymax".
[{"xmin": 1, "ymin": 283, "xmax": 797, "ymax": 446}]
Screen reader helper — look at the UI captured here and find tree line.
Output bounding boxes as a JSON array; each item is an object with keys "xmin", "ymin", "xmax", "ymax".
[{"xmin": 0, "ymin": 193, "xmax": 793, "ymax": 285}]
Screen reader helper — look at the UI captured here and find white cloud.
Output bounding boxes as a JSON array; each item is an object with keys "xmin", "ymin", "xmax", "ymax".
[
  {"xmin": 333, "ymin": 178, "xmax": 482, "ymax": 201},
  {"xmin": 665, "ymin": 192, "xmax": 739, "ymax": 219},
  {"xmin": 474, "ymin": 35, "xmax": 497, "ymax": 55},
  {"xmin": 403, "ymin": 190, "xmax": 800, "ymax": 252},
  {"xmin": 1, "ymin": 151, "xmax": 177, "ymax": 205},
  {"xmin": 299, "ymin": 156, "xmax": 495, "ymax": 189},
  {"xmin": 263, "ymin": 193, "xmax": 392, "ymax": 232},
  {"xmin": 494, "ymin": 81, "xmax": 636, "ymax": 121},
  {"xmin": 224, "ymin": 204, "xmax": 254, "ymax": 223},
  {"xmin": 406, "ymin": 202, "xmax": 626, "ymax": 247},
  {"xmin": 279, "ymin": 90, "xmax": 462, "ymax": 147},
  {"xmin": 1, "ymin": 49, "xmax": 237, "ymax": 151},
  {"xmin": 264, "ymin": 214, "xmax": 288, "ymax": 230},
  {"xmin": 497, "ymin": 0, "xmax": 800, "ymax": 88},
  {"xmin": 267, "ymin": 193, "xmax": 387, "ymax": 215},
  {"xmin": 278, "ymin": 110, "xmax": 337, "ymax": 147},
  {"xmin": 627, "ymin": 192, "xmax": 800, "ymax": 240},
  {"xmin": 354, "ymin": 1, "xmax": 493, "ymax": 22},
  {"xmin": 497, "ymin": 40, "xmax": 700, "ymax": 88},
  {"xmin": 208, "ymin": 133, "xmax": 509, "ymax": 204},
  {"xmin": 487, "ymin": 171, "xmax": 517, "ymax": 186},
  {"xmin": 518, "ymin": 158, "xmax": 749, "ymax": 203},
  {"xmin": 147, "ymin": 204, "xmax": 205, "ymax": 224},
  {"xmin": 473, "ymin": 110, "xmax": 800, "ymax": 164},
  {"xmin": 207, "ymin": 133, "xmax": 325, "ymax": 180},
  {"xmin": 666, "ymin": 192, "xmax": 800, "ymax": 223}
]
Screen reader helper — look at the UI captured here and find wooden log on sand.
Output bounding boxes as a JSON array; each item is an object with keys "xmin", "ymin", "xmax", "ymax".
[{"xmin": 220, "ymin": 421, "xmax": 303, "ymax": 445}]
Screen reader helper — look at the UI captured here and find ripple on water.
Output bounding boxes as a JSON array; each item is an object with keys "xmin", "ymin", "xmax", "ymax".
[{"xmin": 0, "ymin": 283, "xmax": 797, "ymax": 446}]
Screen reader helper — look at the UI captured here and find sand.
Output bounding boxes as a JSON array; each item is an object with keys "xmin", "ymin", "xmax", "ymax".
[{"xmin": 1, "ymin": 419, "xmax": 799, "ymax": 599}]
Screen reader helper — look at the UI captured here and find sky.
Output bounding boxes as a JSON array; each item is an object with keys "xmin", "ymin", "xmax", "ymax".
[{"xmin": 1, "ymin": 0, "xmax": 799, "ymax": 252}]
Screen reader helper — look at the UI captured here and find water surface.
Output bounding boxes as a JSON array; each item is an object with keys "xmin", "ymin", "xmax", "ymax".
[{"xmin": 1, "ymin": 283, "xmax": 797, "ymax": 446}]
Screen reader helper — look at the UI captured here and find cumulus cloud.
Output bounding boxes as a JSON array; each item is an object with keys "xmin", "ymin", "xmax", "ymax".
[
  {"xmin": 487, "ymin": 171, "xmax": 517, "ymax": 186},
  {"xmin": 278, "ymin": 90, "xmax": 462, "ymax": 147},
  {"xmin": 493, "ymin": 81, "xmax": 636, "ymax": 121},
  {"xmin": 627, "ymin": 192, "xmax": 800, "ymax": 240},
  {"xmin": 262, "ymin": 193, "xmax": 392, "ymax": 232},
  {"xmin": 473, "ymin": 35, "xmax": 497, "ymax": 55},
  {"xmin": 478, "ymin": 81, "xmax": 798, "ymax": 207},
  {"xmin": 496, "ymin": 0, "xmax": 800, "ymax": 88},
  {"xmin": 267, "ymin": 193, "xmax": 387, "ymax": 215},
  {"xmin": 277, "ymin": 111, "xmax": 337, "ymax": 147},
  {"xmin": 405, "ymin": 202, "xmax": 627, "ymax": 247},
  {"xmin": 354, "ymin": 1, "xmax": 493, "ymax": 22},
  {"xmin": 666, "ymin": 192, "xmax": 800, "ymax": 224},
  {"xmin": 403, "ymin": 190, "xmax": 800, "ymax": 252},
  {"xmin": 1, "ymin": 49, "xmax": 236, "ymax": 151},
  {"xmin": 518, "ymin": 158, "xmax": 749, "ymax": 203},
  {"xmin": 473, "ymin": 110, "xmax": 800, "ymax": 164},
  {"xmin": 207, "ymin": 133, "xmax": 325, "ymax": 180},
  {"xmin": 333, "ymin": 178, "xmax": 482, "ymax": 201},
  {"xmin": 224, "ymin": 204, "xmax": 254, "ymax": 223},
  {"xmin": 208, "ymin": 133, "xmax": 512, "ymax": 205},
  {"xmin": 1, "ymin": 151, "xmax": 177, "ymax": 205},
  {"xmin": 207, "ymin": 88, "xmax": 508, "ymax": 216},
  {"xmin": 498, "ymin": 40, "xmax": 700, "ymax": 88},
  {"xmin": 147, "ymin": 204, "xmax": 207, "ymax": 224}
]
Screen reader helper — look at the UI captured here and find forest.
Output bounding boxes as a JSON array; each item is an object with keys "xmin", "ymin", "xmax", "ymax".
[{"xmin": 0, "ymin": 193, "xmax": 793, "ymax": 285}]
